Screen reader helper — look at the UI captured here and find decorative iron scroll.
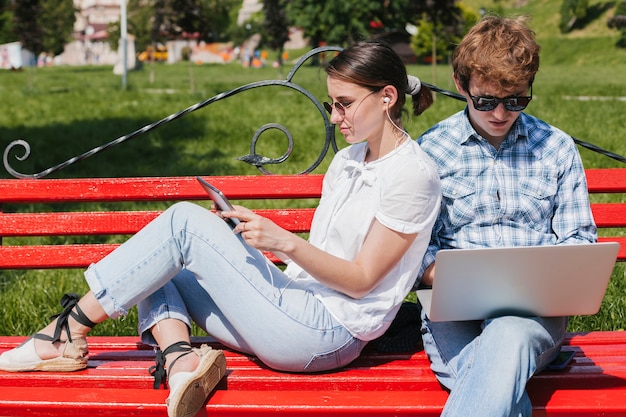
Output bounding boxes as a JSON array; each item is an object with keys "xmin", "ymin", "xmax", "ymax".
[
  {"xmin": 3, "ymin": 46, "xmax": 343, "ymax": 179},
  {"xmin": 3, "ymin": 45, "xmax": 624, "ymax": 179}
]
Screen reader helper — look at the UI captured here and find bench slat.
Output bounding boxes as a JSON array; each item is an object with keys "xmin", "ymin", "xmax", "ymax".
[
  {"xmin": 0, "ymin": 175, "xmax": 324, "ymax": 203},
  {"xmin": 0, "ymin": 386, "xmax": 167, "ymax": 417},
  {"xmin": 598, "ymin": 237, "xmax": 626, "ymax": 260},
  {"xmin": 0, "ymin": 386, "xmax": 448, "ymax": 417},
  {"xmin": 3, "ymin": 237, "xmax": 623, "ymax": 269},
  {"xmin": 1, "ymin": 357, "xmax": 624, "ymax": 391},
  {"xmin": 206, "ymin": 390, "xmax": 449, "ymax": 416},
  {"xmin": 0, "ymin": 211, "xmax": 161, "ymax": 236},
  {"xmin": 2, "ymin": 238, "xmax": 622, "ymax": 270},
  {"xmin": 0, "ymin": 334, "xmax": 625, "ymax": 416},
  {"xmin": 0, "ymin": 209, "xmax": 315, "ymax": 236},
  {"xmin": 591, "ymin": 204, "xmax": 626, "ymax": 227},
  {"xmin": 0, "ymin": 245, "xmax": 285, "ymax": 269},
  {"xmin": 526, "ymin": 388, "xmax": 626, "ymax": 417},
  {"xmin": 0, "ymin": 244, "xmax": 118, "ymax": 269},
  {"xmin": 585, "ymin": 168, "xmax": 626, "ymax": 193},
  {"xmin": 2, "ymin": 386, "xmax": 626, "ymax": 417}
]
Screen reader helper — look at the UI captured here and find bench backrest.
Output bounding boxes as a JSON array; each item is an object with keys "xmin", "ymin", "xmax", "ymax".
[
  {"xmin": 0, "ymin": 168, "xmax": 624, "ymax": 269},
  {"xmin": 0, "ymin": 175, "xmax": 321, "ymax": 269}
]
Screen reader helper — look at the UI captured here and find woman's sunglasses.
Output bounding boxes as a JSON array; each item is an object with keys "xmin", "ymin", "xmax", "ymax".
[
  {"xmin": 324, "ymin": 91, "xmax": 377, "ymax": 116},
  {"xmin": 468, "ymin": 85, "xmax": 533, "ymax": 112},
  {"xmin": 323, "ymin": 101, "xmax": 349, "ymax": 115}
]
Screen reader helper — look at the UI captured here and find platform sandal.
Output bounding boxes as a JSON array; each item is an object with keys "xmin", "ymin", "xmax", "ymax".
[
  {"xmin": 150, "ymin": 341, "xmax": 226, "ymax": 417},
  {"xmin": 0, "ymin": 293, "xmax": 96, "ymax": 372}
]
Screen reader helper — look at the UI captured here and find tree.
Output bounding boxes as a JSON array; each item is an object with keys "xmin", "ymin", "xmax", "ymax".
[
  {"xmin": 286, "ymin": 0, "xmax": 376, "ymax": 49},
  {"xmin": 108, "ymin": 0, "xmax": 237, "ymax": 52},
  {"xmin": 107, "ymin": 0, "xmax": 153, "ymax": 53},
  {"xmin": 151, "ymin": 0, "xmax": 237, "ymax": 43},
  {"xmin": 11, "ymin": 0, "xmax": 44, "ymax": 56},
  {"xmin": 194, "ymin": 0, "xmax": 239, "ymax": 42},
  {"xmin": 39, "ymin": 0, "xmax": 76, "ymax": 56},
  {"xmin": 608, "ymin": 1, "xmax": 626, "ymax": 48},
  {"xmin": 375, "ymin": 0, "xmax": 460, "ymax": 33},
  {"xmin": 411, "ymin": 2, "xmax": 476, "ymax": 62},
  {"xmin": 9, "ymin": 0, "xmax": 75, "ymax": 57},
  {"xmin": 411, "ymin": 19, "xmax": 450, "ymax": 62},
  {"xmin": 285, "ymin": 0, "xmax": 460, "ymax": 49},
  {"xmin": 226, "ymin": 11, "xmax": 263, "ymax": 48},
  {"xmin": 262, "ymin": 0, "xmax": 290, "ymax": 67},
  {"xmin": 607, "ymin": 1, "xmax": 626, "ymax": 48},
  {"xmin": 0, "ymin": 0, "xmax": 15, "ymax": 44}
]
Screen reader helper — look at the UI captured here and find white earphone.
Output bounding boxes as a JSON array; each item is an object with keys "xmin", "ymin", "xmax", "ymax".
[{"xmin": 383, "ymin": 95, "xmax": 410, "ymax": 144}]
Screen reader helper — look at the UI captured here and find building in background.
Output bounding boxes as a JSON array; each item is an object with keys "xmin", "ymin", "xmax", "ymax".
[
  {"xmin": 59, "ymin": 0, "xmax": 120, "ymax": 65},
  {"xmin": 57, "ymin": 0, "xmax": 305, "ymax": 66},
  {"xmin": 0, "ymin": 41, "xmax": 28, "ymax": 69},
  {"xmin": 237, "ymin": 0, "xmax": 263, "ymax": 26}
]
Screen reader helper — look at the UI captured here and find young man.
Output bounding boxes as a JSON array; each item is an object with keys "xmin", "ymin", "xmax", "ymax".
[{"xmin": 416, "ymin": 15, "xmax": 597, "ymax": 417}]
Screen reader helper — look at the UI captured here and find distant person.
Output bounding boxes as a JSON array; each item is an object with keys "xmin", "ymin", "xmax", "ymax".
[
  {"xmin": 0, "ymin": 39, "xmax": 441, "ymax": 417},
  {"xmin": 416, "ymin": 15, "xmax": 597, "ymax": 417}
]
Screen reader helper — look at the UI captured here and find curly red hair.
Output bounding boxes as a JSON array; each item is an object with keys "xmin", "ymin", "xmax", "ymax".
[{"xmin": 453, "ymin": 15, "xmax": 540, "ymax": 92}]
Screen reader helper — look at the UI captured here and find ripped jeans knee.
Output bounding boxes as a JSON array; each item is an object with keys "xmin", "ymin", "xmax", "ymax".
[{"xmin": 137, "ymin": 283, "xmax": 193, "ymax": 346}]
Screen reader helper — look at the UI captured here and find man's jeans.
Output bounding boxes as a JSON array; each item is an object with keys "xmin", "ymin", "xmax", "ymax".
[{"xmin": 421, "ymin": 313, "xmax": 567, "ymax": 417}]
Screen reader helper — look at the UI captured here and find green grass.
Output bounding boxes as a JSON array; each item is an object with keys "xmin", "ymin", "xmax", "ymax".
[
  {"xmin": 1, "ymin": 1, "xmax": 626, "ymax": 336},
  {"xmin": 0, "ymin": 63, "xmax": 336, "ymax": 178}
]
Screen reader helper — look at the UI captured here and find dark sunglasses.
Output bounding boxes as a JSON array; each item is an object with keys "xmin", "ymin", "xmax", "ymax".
[
  {"xmin": 323, "ymin": 101, "xmax": 348, "ymax": 115},
  {"xmin": 324, "ymin": 91, "xmax": 377, "ymax": 116},
  {"xmin": 468, "ymin": 85, "xmax": 533, "ymax": 112}
]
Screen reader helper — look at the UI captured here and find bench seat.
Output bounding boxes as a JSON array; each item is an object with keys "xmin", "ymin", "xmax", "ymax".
[{"xmin": 1, "ymin": 332, "xmax": 625, "ymax": 416}]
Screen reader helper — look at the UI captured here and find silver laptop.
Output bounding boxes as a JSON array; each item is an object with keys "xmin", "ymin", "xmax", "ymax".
[{"xmin": 417, "ymin": 242, "xmax": 619, "ymax": 322}]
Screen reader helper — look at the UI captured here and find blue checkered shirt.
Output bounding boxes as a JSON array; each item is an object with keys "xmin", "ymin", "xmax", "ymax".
[{"xmin": 416, "ymin": 109, "xmax": 597, "ymax": 285}]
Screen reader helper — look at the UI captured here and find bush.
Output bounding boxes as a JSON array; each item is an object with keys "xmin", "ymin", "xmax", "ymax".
[
  {"xmin": 560, "ymin": 0, "xmax": 589, "ymax": 33},
  {"xmin": 607, "ymin": 1, "xmax": 626, "ymax": 48},
  {"xmin": 181, "ymin": 46, "xmax": 192, "ymax": 61}
]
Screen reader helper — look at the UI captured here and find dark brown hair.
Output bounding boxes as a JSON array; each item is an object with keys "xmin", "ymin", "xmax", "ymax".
[{"xmin": 325, "ymin": 39, "xmax": 433, "ymax": 126}]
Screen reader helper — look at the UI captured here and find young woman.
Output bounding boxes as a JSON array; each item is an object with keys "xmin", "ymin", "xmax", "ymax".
[{"xmin": 0, "ymin": 40, "xmax": 441, "ymax": 417}]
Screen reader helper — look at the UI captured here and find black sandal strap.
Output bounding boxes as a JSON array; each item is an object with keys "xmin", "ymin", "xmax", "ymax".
[
  {"xmin": 71, "ymin": 303, "xmax": 98, "ymax": 329},
  {"xmin": 149, "ymin": 341, "xmax": 193, "ymax": 390},
  {"xmin": 43, "ymin": 293, "xmax": 96, "ymax": 344},
  {"xmin": 149, "ymin": 350, "xmax": 167, "ymax": 389}
]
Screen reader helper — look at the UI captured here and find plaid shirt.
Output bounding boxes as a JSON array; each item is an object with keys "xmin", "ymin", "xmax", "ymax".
[{"xmin": 416, "ymin": 109, "xmax": 597, "ymax": 283}]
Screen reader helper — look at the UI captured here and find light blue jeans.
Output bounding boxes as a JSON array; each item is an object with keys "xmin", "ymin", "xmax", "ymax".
[
  {"xmin": 84, "ymin": 202, "xmax": 366, "ymax": 372},
  {"xmin": 421, "ymin": 313, "xmax": 567, "ymax": 417}
]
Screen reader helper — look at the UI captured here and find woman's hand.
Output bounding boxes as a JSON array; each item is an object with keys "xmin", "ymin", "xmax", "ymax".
[
  {"xmin": 222, "ymin": 205, "xmax": 296, "ymax": 253},
  {"xmin": 223, "ymin": 207, "xmax": 417, "ymax": 300}
]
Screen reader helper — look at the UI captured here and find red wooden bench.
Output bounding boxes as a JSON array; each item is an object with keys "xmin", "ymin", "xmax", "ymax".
[{"xmin": 0, "ymin": 169, "xmax": 625, "ymax": 416}]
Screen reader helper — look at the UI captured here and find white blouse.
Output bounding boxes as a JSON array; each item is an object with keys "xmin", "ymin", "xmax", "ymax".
[{"xmin": 284, "ymin": 139, "xmax": 441, "ymax": 340}]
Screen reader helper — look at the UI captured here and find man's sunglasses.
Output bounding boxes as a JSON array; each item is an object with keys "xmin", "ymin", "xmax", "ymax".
[{"xmin": 468, "ymin": 85, "xmax": 533, "ymax": 112}]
